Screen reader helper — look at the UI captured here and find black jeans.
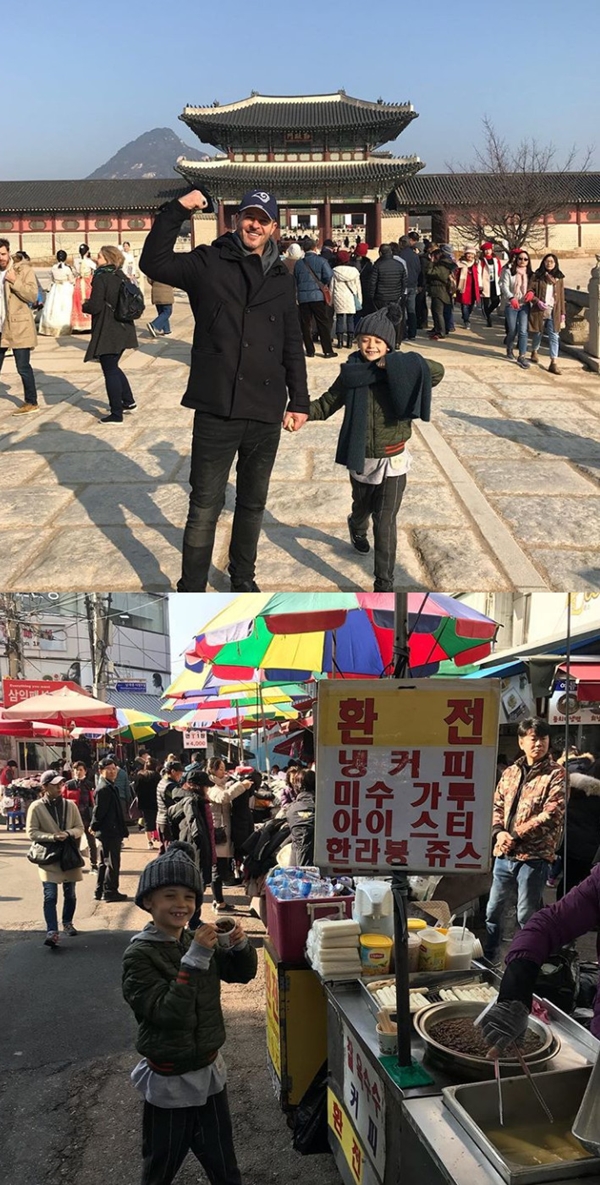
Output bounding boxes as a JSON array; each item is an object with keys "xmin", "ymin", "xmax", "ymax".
[
  {"xmin": 299, "ymin": 300, "xmax": 334, "ymax": 356},
  {"xmin": 430, "ymin": 297, "xmax": 446, "ymax": 337},
  {"xmin": 96, "ymin": 837, "xmax": 122, "ymax": 896},
  {"xmin": 141, "ymin": 1089, "xmax": 242, "ymax": 1185},
  {"xmin": 99, "ymin": 352, "xmax": 134, "ymax": 419},
  {"xmin": 349, "ymin": 473, "xmax": 407, "ymax": 590},
  {"xmin": 178, "ymin": 412, "xmax": 281, "ymax": 592},
  {"xmin": 403, "ymin": 287, "xmax": 418, "ymax": 339},
  {"xmin": 0, "ymin": 346, "xmax": 38, "ymax": 404},
  {"xmin": 415, "ymin": 288, "xmax": 428, "ymax": 329},
  {"xmin": 211, "ymin": 856, "xmax": 232, "ymax": 906},
  {"xmin": 482, "ymin": 294, "xmax": 501, "ymax": 323}
]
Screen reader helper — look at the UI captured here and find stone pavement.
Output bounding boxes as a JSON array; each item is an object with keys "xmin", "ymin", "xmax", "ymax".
[{"xmin": 1, "ymin": 292, "xmax": 599, "ymax": 592}]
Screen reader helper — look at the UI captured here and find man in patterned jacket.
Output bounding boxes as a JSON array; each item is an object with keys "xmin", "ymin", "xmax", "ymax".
[{"xmin": 484, "ymin": 717, "xmax": 566, "ymax": 964}]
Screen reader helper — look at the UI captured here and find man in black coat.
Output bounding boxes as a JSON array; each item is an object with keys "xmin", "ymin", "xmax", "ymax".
[
  {"xmin": 367, "ymin": 245, "xmax": 407, "ymax": 346},
  {"xmin": 140, "ymin": 188, "xmax": 309, "ymax": 592},
  {"xmin": 90, "ymin": 757, "xmax": 129, "ymax": 901}
]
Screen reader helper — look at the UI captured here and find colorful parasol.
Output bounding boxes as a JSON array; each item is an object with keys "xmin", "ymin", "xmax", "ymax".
[
  {"xmin": 181, "ymin": 593, "xmax": 498, "ymax": 680},
  {"xmin": 110, "ymin": 708, "xmax": 171, "ymax": 743}
]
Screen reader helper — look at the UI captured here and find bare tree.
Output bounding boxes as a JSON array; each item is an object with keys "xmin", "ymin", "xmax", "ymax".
[{"xmin": 446, "ymin": 118, "xmax": 593, "ymax": 251}]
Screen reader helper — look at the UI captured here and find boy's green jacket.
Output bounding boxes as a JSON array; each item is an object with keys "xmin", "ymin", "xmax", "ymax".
[
  {"xmin": 122, "ymin": 927, "xmax": 258, "ymax": 1075},
  {"xmin": 309, "ymin": 353, "xmax": 444, "ymax": 464}
]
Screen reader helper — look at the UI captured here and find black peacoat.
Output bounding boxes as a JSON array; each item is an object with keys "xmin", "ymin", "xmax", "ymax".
[
  {"xmin": 83, "ymin": 268, "xmax": 138, "ymax": 361},
  {"xmin": 140, "ymin": 198, "xmax": 309, "ymax": 423}
]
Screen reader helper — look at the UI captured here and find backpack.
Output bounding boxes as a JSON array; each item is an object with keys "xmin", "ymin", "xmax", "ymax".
[{"xmin": 114, "ymin": 277, "xmax": 145, "ymax": 322}]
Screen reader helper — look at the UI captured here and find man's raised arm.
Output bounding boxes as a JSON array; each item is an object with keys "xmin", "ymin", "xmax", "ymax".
[{"xmin": 139, "ymin": 190, "xmax": 212, "ymax": 293}]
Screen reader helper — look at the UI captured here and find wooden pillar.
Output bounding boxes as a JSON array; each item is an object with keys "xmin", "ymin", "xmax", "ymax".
[
  {"xmin": 374, "ymin": 199, "xmax": 382, "ymax": 248},
  {"xmin": 217, "ymin": 200, "xmax": 226, "ymax": 237},
  {"xmin": 322, "ymin": 197, "xmax": 332, "ymax": 244}
]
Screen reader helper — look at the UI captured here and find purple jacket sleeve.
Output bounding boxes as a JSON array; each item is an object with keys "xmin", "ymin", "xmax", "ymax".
[{"xmin": 506, "ymin": 865, "xmax": 600, "ymax": 969}]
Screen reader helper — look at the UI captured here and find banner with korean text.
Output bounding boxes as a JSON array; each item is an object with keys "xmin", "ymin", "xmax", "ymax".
[{"xmin": 314, "ymin": 678, "xmax": 500, "ymax": 875}]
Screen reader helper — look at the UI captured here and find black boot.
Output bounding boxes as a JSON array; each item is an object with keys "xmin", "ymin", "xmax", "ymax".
[
  {"xmin": 346, "ymin": 333, "xmax": 353, "ymax": 349},
  {"xmin": 337, "ymin": 334, "xmax": 344, "ymax": 350}
]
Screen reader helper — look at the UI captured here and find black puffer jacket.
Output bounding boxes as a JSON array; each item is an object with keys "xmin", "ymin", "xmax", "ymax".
[
  {"xmin": 367, "ymin": 255, "xmax": 406, "ymax": 309},
  {"xmin": 286, "ymin": 790, "xmax": 316, "ymax": 867},
  {"xmin": 140, "ymin": 198, "xmax": 309, "ymax": 422},
  {"xmin": 90, "ymin": 777, "xmax": 128, "ymax": 840},
  {"xmin": 83, "ymin": 267, "xmax": 138, "ymax": 360},
  {"xmin": 566, "ymin": 771, "xmax": 600, "ymax": 866},
  {"xmin": 168, "ymin": 789, "xmax": 213, "ymax": 883}
]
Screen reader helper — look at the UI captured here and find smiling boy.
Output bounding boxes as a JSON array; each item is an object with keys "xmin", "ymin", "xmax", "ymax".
[
  {"xmin": 307, "ymin": 305, "xmax": 444, "ymax": 590},
  {"xmin": 122, "ymin": 841, "xmax": 257, "ymax": 1185}
]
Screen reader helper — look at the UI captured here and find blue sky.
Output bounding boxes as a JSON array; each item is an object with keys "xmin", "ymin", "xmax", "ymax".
[{"xmin": 2, "ymin": 0, "xmax": 598, "ymax": 180}]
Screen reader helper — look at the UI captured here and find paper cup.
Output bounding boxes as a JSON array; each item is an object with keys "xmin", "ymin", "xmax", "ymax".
[
  {"xmin": 216, "ymin": 918, "xmax": 236, "ymax": 948},
  {"xmin": 376, "ymin": 1023, "xmax": 398, "ymax": 1056}
]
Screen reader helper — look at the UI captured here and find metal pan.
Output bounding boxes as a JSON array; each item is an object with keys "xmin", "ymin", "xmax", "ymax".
[{"xmin": 413, "ymin": 1001, "xmax": 559, "ymax": 1081}]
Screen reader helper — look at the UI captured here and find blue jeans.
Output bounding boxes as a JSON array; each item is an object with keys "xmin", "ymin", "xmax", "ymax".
[
  {"xmin": 99, "ymin": 352, "xmax": 135, "ymax": 419},
  {"xmin": 484, "ymin": 856, "xmax": 549, "ymax": 960},
  {"xmin": 460, "ymin": 302, "xmax": 474, "ymax": 325},
  {"xmin": 335, "ymin": 312, "xmax": 355, "ymax": 335},
  {"xmin": 505, "ymin": 305, "xmax": 529, "ymax": 356},
  {"xmin": 0, "ymin": 346, "xmax": 38, "ymax": 404},
  {"xmin": 403, "ymin": 287, "xmax": 418, "ymax": 339},
  {"xmin": 443, "ymin": 303, "xmax": 455, "ymax": 333},
  {"xmin": 531, "ymin": 317, "xmax": 559, "ymax": 360},
  {"xmin": 43, "ymin": 881, "xmax": 76, "ymax": 933},
  {"xmin": 151, "ymin": 303, "xmax": 173, "ymax": 334}
]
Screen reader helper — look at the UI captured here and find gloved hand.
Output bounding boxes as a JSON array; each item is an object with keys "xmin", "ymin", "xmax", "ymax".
[
  {"xmin": 524, "ymin": 291, "xmax": 535, "ymax": 302},
  {"xmin": 480, "ymin": 999, "xmax": 530, "ymax": 1057},
  {"xmin": 510, "ymin": 298, "xmax": 519, "ymax": 309},
  {"xmin": 536, "ymin": 300, "xmax": 547, "ymax": 310}
]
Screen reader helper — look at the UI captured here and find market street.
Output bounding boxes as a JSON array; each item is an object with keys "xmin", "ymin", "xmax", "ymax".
[
  {"xmin": 0, "ymin": 289, "xmax": 599, "ymax": 593},
  {"xmin": 0, "ymin": 826, "xmax": 340, "ymax": 1185}
]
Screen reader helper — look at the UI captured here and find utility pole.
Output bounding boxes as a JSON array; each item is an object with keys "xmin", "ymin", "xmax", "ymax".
[
  {"xmin": 0, "ymin": 594, "xmax": 25, "ymax": 679},
  {"xmin": 85, "ymin": 594, "xmax": 113, "ymax": 700}
]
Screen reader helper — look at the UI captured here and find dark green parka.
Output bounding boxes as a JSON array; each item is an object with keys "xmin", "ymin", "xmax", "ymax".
[{"xmin": 122, "ymin": 926, "xmax": 257, "ymax": 1075}]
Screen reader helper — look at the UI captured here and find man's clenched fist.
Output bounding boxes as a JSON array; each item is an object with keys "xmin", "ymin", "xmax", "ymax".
[{"xmin": 178, "ymin": 190, "xmax": 209, "ymax": 212}]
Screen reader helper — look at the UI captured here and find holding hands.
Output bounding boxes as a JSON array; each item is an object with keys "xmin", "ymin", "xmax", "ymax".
[{"xmin": 283, "ymin": 411, "xmax": 308, "ymax": 433}]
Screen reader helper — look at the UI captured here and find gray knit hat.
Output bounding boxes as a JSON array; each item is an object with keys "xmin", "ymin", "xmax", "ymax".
[
  {"xmin": 354, "ymin": 303, "xmax": 402, "ymax": 352},
  {"xmin": 135, "ymin": 841, "xmax": 203, "ymax": 910}
]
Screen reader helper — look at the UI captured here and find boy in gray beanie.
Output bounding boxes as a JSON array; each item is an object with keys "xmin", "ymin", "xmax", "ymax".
[
  {"xmin": 123, "ymin": 841, "xmax": 257, "ymax": 1185},
  {"xmin": 307, "ymin": 306, "xmax": 445, "ymax": 590}
]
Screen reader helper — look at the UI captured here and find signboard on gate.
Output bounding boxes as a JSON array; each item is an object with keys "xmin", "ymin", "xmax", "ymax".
[
  {"xmin": 314, "ymin": 678, "xmax": 500, "ymax": 875},
  {"xmin": 549, "ymin": 679, "xmax": 600, "ymax": 726}
]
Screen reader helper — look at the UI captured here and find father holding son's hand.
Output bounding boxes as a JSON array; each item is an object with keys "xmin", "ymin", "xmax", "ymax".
[{"xmin": 140, "ymin": 188, "xmax": 309, "ymax": 592}]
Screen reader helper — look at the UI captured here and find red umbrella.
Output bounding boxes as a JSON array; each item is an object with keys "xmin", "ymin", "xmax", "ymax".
[{"xmin": 3, "ymin": 687, "xmax": 117, "ymax": 730}]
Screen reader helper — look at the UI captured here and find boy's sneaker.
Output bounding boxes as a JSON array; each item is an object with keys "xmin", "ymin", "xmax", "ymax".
[
  {"xmin": 63, "ymin": 923, "xmax": 79, "ymax": 936},
  {"xmin": 44, "ymin": 931, "xmax": 60, "ymax": 948},
  {"xmin": 347, "ymin": 516, "xmax": 370, "ymax": 555}
]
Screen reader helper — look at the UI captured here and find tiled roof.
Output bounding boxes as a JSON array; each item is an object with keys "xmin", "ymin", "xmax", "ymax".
[
  {"xmin": 181, "ymin": 91, "xmax": 416, "ymax": 137},
  {"xmin": 0, "ymin": 178, "xmax": 188, "ymax": 214},
  {"xmin": 177, "ymin": 156, "xmax": 423, "ymax": 199},
  {"xmin": 395, "ymin": 172, "xmax": 600, "ymax": 207}
]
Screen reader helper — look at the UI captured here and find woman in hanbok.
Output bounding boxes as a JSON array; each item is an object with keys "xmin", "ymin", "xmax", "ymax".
[
  {"xmin": 39, "ymin": 251, "xmax": 75, "ymax": 336},
  {"xmin": 71, "ymin": 244, "xmax": 96, "ymax": 332}
]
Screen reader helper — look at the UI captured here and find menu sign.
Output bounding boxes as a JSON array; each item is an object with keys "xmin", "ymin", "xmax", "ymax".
[
  {"xmin": 315, "ymin": 679, "xmax": 500, "ymax": 875},
  {"xmin": 343, "ymin": 1024, "xmax": 386, "ymax": 1178}
]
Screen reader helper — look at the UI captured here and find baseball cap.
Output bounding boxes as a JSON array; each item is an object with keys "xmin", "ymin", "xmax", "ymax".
[
  {"xmin": 238, "ymin": 190, "xmax": 278, "ymax": 222},
  {"xmin": 40, "ymin": 770, "xmax": 64, "ymax": 786},
  {"xmin": 98, "ymin": 756, "xmax": 117, "ymax": 769}
]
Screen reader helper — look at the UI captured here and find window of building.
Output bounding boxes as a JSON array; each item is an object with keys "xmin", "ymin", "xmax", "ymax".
[
  {"xmin": 111, "ymin": 594, "xmax": 167, "ymax": 634},
  {"xmin": 0, "ymin": 220, "xmax": 14, "ymax": 231},
  {"xmin": 127, "ymin": 218, "xmax": 145, "ymax": 230},
  {"xmin": 257, "ymin": 153, "xmax": 268, "ymax": 162},
  {"xmin": 586, "ymin": 209, "xmax": 600, "ymax": 222},
  {"xmin": 29, "ymin": 219, "xmax": 46, "ymax": 231},
  {"xmin": 330, "ymin": 152, "xmax": 340, "ymax": 161},
  {"xmin": 62, "ymin": 219, "xmax": 80, "ymax": 230},
  {"xmin": 95, "ymin": 219, "xmax": 112, "ymax": 230}
]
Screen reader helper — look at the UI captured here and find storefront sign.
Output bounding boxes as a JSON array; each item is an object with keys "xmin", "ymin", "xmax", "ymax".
[
  {"xmin": 549, "ymin": 679, "xmax": 600, "ymax": 725},
  {"xmin": 342, "ymin": 1024, "xmax": 386, "ymax": 1178},
  {"xmin": 115, "ymin": 681, "xmax": 147, "ymax": 692},
  {"xmin": 315, "ymin": 678, "xmax": 500, "ymax": 875},
  {"xmin": 183, "ymin": 729, "xmax": 208, "ymax": 749},
  {"xmin": 327, "ymin": 1088, "xmax": 365, "ymax": 1185},
  {"xmin": 264, "ymin": 946, "xmax": 282, "ymax": 1084},
  {"xmin": 2, "ymin": 678, "xmax": 81, "ymax": 706}
]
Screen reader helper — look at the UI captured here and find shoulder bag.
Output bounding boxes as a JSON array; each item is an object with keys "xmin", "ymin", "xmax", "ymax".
[{"xmin": 303, "ymin": 256, "xmax": 332, "ymax": 306}]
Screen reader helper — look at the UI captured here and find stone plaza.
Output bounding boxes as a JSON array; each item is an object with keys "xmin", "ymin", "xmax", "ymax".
[{"xmin": 1, "ymin": 286, "xmax": 600, "ymax": 593}]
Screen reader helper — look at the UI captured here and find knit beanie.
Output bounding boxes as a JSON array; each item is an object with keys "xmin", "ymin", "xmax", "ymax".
[
  {"xmin": 135, "ymin": 840, "xmax": 203, "ymax": 910},
  {"xmin": 337, "ymin": 249, "xmax": 350, "ymax": 264},
  {"xmin": 355, "ymin": 242, "xmax": 369, "ymax": 257},
  {"xmin": 354, "ymin": 303, "xmax": 401, "ymax": 352}
]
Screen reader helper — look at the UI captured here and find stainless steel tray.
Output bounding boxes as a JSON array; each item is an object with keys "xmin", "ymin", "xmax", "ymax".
[
  {"xmin": 359, "ymin": 969, "xmax": 494, "ymax": 1022},
  {"xmin": 443, "ymin": 1067, "xmax": 600, "ymax": 1184}
]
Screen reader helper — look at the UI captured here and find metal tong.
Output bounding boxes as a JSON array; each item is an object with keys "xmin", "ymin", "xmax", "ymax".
[
  {"xmin": 494, "ymin": 1058, "xmax": 504, "ymax": 1126},
  {"xmin": 512, "ymin": 1042, "xmax": 554, "ymax": 1123}
]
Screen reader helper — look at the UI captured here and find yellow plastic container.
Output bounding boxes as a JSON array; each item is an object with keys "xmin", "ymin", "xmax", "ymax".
[
  {"xmin": 407, "ymin": 918, "xmax": 427, "ymax": 933},
  {"xmin": 417, "ymin": 928, "xmax": 447, "ymax": 972},
  {"xmin": 359, "ymin": 933, "xmax": 394, "ymax": 976}
]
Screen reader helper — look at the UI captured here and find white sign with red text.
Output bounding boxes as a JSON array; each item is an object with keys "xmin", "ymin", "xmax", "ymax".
[
  {"xmin": 315, "ymin": 679, "xmax": 500, "ymax": 875},
  {"xmin": 343, "ymin": 1023, "xmax": 386, "ymax": 1179}
]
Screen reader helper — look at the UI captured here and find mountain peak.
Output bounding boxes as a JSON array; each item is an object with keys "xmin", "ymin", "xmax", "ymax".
[{"xmin": 87, "ymin": 128, "xmax": 211, "ymax": 180}]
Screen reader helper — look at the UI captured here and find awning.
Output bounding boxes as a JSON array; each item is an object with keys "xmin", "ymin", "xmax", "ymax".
[
  {"xmin": 465, "ymin": 659, "xmax": 525, "ymax": 679},
  {"xmin": 556, "ymin": 662, "xmax": 600, "ymax": 701}
]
